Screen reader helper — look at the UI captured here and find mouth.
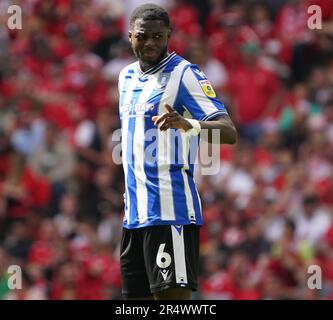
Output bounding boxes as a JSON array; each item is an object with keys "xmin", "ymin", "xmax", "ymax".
[{"xmin": 142, "ymin": 50, "xmax": 158, "ymax": 59}]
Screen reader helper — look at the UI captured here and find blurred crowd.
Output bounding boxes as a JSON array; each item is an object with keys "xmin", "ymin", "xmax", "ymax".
[{"xmin": 0, "ymin": 0, "xmax": 333, "ymax": 300}]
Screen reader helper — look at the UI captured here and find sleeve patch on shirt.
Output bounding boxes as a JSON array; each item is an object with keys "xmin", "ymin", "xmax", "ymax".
[{"xmin": 199, "ymin": 80, "xmax": 216, "ymax": 98}]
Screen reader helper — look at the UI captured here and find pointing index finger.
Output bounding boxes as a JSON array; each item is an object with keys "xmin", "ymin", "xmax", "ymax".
[{"xmin": 164, "ymin": 103, "xmax": 174, "ymax": 113}]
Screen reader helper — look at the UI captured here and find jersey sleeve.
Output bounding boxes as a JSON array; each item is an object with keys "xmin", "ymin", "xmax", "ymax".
[{"xmin": 177, "ymin": 64, "xmax": 229, "ymax": 121}]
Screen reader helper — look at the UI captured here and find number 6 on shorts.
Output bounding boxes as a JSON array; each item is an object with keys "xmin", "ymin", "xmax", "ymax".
[{"xmin": 156, "ymin": 243, "xmax": 172, "ymax": 268}]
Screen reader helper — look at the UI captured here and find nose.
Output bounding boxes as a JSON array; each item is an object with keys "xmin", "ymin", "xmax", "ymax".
[{"xmin": 144, "ymin": 36, "xmax": 156, "ymax": 48}]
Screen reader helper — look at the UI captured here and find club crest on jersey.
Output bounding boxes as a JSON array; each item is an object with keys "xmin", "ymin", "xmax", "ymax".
[
  {"xmin": 199, "ymin": 80, "xmax": 216, "ymax": 98},
  {"xmin": 156, "ymin": 73, "xmax": 170, "ymax": 89}
]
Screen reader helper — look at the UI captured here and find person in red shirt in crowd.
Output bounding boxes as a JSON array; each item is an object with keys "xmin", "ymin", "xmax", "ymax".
[
  {"xmin": 274, "ymin": 0, "xmax": 318, "ymax": 81},
  {"xmin": 261, "ymin": 218, "xmax": 302, "ymax": 299},
  {"xmin": 167, "ymin": 0, "xmax": 202, "ymax": 56},
  {"xmin": 28, "ymin": 219, "xmax": 62, "ymax": 268},
  {"xmin": 169, "ymin": 0, "xmax": 201, "ymax": 35},
  {"xmin": 207, "ymin": 11, "xmax": 259, "ymax": 72},
  {"xmin": 200, "ymin": 252, "xmax": 236, "ymax": 300},
  {"xmin": 64, "ymin": 38, "xmax": 112, "ymax": 120},
  {"xmin": 228, "ymin": 41, "xmax": 281, "ymax": 144},
  {"xmin": 249, "ymin": 2, "xmax": 275, "ymax": 44},
  {"xmin": 0, "ymin": 150, "xmax": 51, "ymax": 219},
  {"xmin": 50, "ymin": 260, "xmax": 80, "ymax": 300},
  {"xmin": 61, "ymin": 220, "xmax": 121, "ymax": 300}
]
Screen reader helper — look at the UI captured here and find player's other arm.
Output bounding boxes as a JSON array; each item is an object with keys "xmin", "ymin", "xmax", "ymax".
[{"xmin": 198, "ymin": 114, "xmax": 237, "ymax": 144}]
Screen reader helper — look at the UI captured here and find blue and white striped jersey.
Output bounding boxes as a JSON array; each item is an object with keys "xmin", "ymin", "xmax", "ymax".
[{"xmin": 118, "ymin": 52, "xmax": 228, "ymax": 229}]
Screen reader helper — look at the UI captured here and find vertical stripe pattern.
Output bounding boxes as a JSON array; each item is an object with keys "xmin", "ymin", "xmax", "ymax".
[{"xmin": 118, "ymin": 54, "xmax": 228, "ymax": 229}]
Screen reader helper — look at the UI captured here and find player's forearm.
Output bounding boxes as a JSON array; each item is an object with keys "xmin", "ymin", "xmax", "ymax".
[{"xmin": 199, "ymin": 116, "xmax": 237, "ymax": 144}]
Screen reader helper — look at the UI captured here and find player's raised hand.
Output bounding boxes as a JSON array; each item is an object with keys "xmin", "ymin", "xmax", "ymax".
[
  {"xmin": 151, "ymin": 103, "xmax": 174, "ymax": 126},
  {"xmin": 152, "ymin": 103, "xmax": 193, "ymax": 132},
  {"xmin": 163, "ymin": 103, "xmax": 175, "ymax": 113}
]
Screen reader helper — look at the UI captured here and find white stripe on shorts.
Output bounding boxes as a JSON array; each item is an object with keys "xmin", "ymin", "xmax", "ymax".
[{"xmin": 171, "ymin": 225, "xmax": 188, "ymax": 285}]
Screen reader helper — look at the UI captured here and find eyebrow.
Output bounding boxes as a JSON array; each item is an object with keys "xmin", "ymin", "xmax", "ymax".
[{"xmin": 134, "ymin": 29, "xmax": 165, "ymax": 34}]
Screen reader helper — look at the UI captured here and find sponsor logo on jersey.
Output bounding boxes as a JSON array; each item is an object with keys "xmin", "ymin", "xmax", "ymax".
[{"xmin": 199, "ymin": 80, "xmax": 216, "ymax": 98}]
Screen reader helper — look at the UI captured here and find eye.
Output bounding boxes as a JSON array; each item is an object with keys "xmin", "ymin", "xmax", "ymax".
[
  {"xmin": 154, "ymin": 34, "xmax": 162, "ymax": 39},
  {"xmin": 135, "ymin": 34, "xmax": 144, "ymax": 40}
]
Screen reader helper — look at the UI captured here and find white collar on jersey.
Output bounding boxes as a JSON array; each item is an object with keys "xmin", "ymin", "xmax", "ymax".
[{"xmin": 138, "ymin": 51, "xmax": 176, "ymax": 78}]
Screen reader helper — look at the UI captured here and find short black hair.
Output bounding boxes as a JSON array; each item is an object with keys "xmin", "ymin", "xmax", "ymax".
[{"xmin": 130, "ymin": 3, "xmax": 170, "ymax": 29}]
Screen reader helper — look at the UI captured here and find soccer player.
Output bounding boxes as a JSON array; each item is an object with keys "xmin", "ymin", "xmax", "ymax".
[{"xmin": 118, "ymin": 3, "xmax": 237, "ymax": 300}]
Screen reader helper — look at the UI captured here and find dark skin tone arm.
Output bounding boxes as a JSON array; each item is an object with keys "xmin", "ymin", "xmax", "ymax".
[{"xmin": 152, "ymin": 103, "xmax": 237, "ymax": 144}]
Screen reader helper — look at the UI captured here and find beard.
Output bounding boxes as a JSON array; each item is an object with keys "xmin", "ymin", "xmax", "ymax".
[{"xmin": 134, "ymin": 45, "xmax": 168, "ymax": 71}]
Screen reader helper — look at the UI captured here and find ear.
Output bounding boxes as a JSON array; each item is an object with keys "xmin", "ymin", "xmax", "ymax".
[
  {"xmin": 167, "ymin": 28, "xmax": 171, "ymax": 39},
  {"xmin": 128, "ymin": 30, "xmax": 132, "ymax": 43}
]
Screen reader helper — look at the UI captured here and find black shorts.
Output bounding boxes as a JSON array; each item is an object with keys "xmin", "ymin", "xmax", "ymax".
[{"xmin": 120, "ymin": 224, "xmax": 200, "ymax": 299}]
